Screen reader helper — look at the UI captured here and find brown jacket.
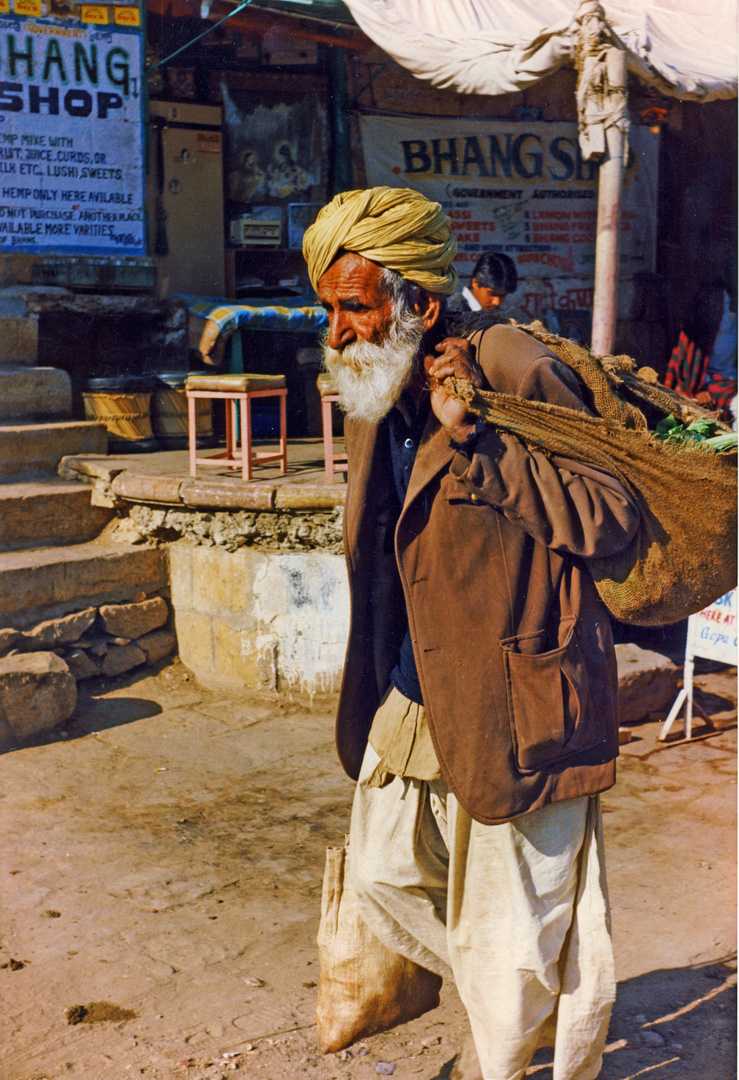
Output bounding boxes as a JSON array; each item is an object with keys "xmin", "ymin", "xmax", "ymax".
[{"xmin": 337, "ymin": 324, "xmax": 641, "ymax": 824}]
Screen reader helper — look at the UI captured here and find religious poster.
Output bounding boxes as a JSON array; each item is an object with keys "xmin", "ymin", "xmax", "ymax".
[
  {"xmin": 360, "ymin": 115, "xmax": 659, "ymax": 337},
  {"xmin": 220, "ymin": 83, "xmax": 327, "ymax": 243},
  {"xmin": 0, "ymin": 11, "xmax": 145, "ymax": 254}
]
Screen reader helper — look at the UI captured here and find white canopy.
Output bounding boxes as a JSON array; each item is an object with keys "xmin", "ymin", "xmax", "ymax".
[{"xmin": 342, "ymin": 0, "xmax": 737, "ymax": 102}]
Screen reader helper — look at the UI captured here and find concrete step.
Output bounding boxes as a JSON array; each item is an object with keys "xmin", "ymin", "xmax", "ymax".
[
  {"xmin": 0, "ymin": 479, "xmax": 113, "ymax": 551},
  {"xmin": 0, "ymin": 314, "xmax": 38, "ymax": 365},
  {"xmin": 0, "ymin": 539, "xmax": 168, "ymax": 629},
  {"xmin": 0, "ymin": 420, "xmax": 107, "ymax": 480},
  {"xmin": 0, "ymin": 366, "xmax": 72, "ymax": 420}
]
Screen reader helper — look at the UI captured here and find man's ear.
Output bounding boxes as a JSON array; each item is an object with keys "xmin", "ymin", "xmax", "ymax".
[{"xmin": 416, "ymin": 292, "xmax": 443, "ymax": 331}]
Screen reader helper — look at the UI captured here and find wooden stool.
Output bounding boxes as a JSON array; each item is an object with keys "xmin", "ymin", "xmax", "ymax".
[
  {"xmin": 186, "ymin": 373, "xmax": 287, "ymax": 481},
  {"xmin": 317, "ymin": 373, "xmax": 347, "ymax": 485}
]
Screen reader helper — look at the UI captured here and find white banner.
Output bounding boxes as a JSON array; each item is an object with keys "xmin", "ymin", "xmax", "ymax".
[
  {"xmin": 360, "ymin": 116, "xmax": 659, "ymax": 332},
  {"xmin": 0, "ymin": 14, "xmax": 145, "ymax": 254}
]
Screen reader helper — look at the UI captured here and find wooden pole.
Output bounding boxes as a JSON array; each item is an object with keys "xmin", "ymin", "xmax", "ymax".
[{"xmin": 590, "ymin": 47, "xmax": 628, "ymax": 356}]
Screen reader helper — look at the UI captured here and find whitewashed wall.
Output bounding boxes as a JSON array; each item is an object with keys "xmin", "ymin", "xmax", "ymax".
[{"xmin": 169, "ymin": 541, "xmax": 350, "ymax": 694}]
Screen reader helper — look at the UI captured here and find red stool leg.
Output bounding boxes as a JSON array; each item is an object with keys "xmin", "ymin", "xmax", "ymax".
[
  {"xmin": 225, "ymin": 396, "xmax": 235, "ymax": 462},
  {"xmin": 187, "ymin": 393, "xmax": 198, "ymax": 477},
  {"xmin": 240, "ymin": 393, "xmax": 252, "ymax": 481},
  {"xmin": 278, "ymin": 389, "xmax": 287, "ymax": 475}
]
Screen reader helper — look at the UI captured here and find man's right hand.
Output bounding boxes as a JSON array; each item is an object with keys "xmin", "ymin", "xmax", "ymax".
[{"xmin": 424, "ymin": 338, "xmax": 484, "ymax": 443}]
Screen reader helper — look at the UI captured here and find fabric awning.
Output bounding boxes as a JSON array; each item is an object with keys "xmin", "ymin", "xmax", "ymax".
[{"xmin": 342, "ymin": 0, "xmax": 737, "ymax": 102}]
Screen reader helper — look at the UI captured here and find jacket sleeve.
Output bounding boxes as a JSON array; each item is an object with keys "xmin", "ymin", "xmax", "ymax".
[{"xmin": 448, "ymin": 347, "xmax": 641, "ymax": 559}]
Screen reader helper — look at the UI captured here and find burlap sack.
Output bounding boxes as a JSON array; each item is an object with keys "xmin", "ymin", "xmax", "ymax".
[
  {"xmin": 445, "ymin": 323, "xmax": 738, "ymax": 627},
  {"xmin": 316, "ymin": 844, "xmax": 442, "ymax": 1054}
]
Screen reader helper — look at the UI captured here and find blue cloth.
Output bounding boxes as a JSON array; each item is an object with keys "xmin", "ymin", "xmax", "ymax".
[
  {"xmin": 180, "ymin": 294, "xmax": 328, "ymax": 335},
  {"xmin": 708, "ymin": 291, "xmax": 738, "ymax": 378}
]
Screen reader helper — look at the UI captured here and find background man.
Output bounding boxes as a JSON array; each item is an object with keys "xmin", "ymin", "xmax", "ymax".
[
  {"xmin": 450, "ymin": 251, "xmax": 518, "ymax": 312},
  {"xmin": 303, "ymin": 187, "xmax": 640, "ymax": 1080}
]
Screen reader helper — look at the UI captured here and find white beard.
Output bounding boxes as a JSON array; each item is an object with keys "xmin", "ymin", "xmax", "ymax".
[{"xmin": 322, "ymin": 309, "xmax": 426, "ymax": 424}]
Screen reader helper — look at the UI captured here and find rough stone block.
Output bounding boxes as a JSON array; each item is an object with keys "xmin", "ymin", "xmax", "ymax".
[
  {"xmin": 137, "ymin": 628, "xmax": 176, "ymax": 664},
  {"xmin": 58, "ymin": 455, "xmax": 128, "ymax": 483},
  {"xmin": 112, "ymin": 473, "xmax": 184, "ymax": 505},
  {"xmin": 65, "ymin": 648, "xmax": 100, "ymax": 680},
  {"xmin": 0, "ymin": 423, "xmax": 107, "ymax": 480},
  {"xmin": 21, "ymin": 608, "xmax": 97, "ymax": 649},
  {"xmin": 0, "ymin": 628, "xmax": 20, "ymax": 655},
  {"xmin": 0, "ymin": 652, "xmax": 76, "ymax": 744},
  {"xmin": 212, "ymin": 619, "xmax": 272, "ymax": 690},
  {"xmin": 87, "ymin": 637, "xmax": 109, "ymax": 657},
  {"xmin": 274, "ymin": 484, "xmax": 346, "ymax": 510},
  {"xmin": 616, "ymin": 643, "xmax": 681, "ymax": 725},
  {"xmin": 0, "ymin": 292, "xmax": 27, "ymax": 317},
  {"xmin": 0, "ymin": 481, "xmax": 112, "ymax": 550},
  {"xmin": 98, "ymin": 597, "xmax": 169, "ymax": 639},
  {"xmin": 101, "ymin": 643, "xmax": 146, "ymax": 677},
  {"xmin": 172, "ymin": 609, "xmax": 214, "ymax": 677},
  {"xmin": 190, "ymin": 545, "xmax": 251, "ymax": 616},
  {"xmin": 167, "ymin": 540, "xmax": 194, "ymax": 609},
  {"xmin": 107, "ymin": 518, "xmax": 146, "ymax": 543},
  {"xmin": 0, "ymin": 366, "xmax": 71, "ymax": 419},
  {"xmin": 0, "ymin": 316, "xmax": 38, "ymax": 365},
  {"xmin": 182, "ymin": 479, "xmax": 275, "ymax": 511},
  {"xmin": 0, "ymin": 544, "xmax": 168, "ymax": 626}
]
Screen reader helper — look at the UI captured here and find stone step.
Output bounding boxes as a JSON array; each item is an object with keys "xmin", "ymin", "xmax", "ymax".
[
  {"xmin": 0, "ymin": 479, "xmax": 113, "ymax": 551},
  {"xmin": 0, "ymin": 366, "xmax": 72, "ymax": 420},
  {"xmin": 0, "ymin": 420, "xmax": 107, "ymax": 480},
  {"xmin": 0, "ymin": 314, "xmax": 38, "ymax": 365},
  {"xmin": 0, "ymin": 540, "xmax": 168, "ymax": 629}
]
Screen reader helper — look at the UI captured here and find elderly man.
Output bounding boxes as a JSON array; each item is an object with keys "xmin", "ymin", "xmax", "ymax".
[{"xmin": 303, "ymin": 188, "xmax": 640, "ymax": 1080}]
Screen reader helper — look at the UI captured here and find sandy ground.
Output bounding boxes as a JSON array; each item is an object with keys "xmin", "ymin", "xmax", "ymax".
[{"xmin": 0, "ymin": 656, "xmax": 735, "ymax": 1080}]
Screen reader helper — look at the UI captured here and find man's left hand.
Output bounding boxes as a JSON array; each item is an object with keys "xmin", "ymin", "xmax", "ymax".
[{"xmin": 425, "ymin": 338, "xmax": 484, "ymax": 443}]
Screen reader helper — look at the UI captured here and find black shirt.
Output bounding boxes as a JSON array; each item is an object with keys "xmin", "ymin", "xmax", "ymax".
[{"xmin": 384, "ymin": 396, "xmax": 429, "ymax": 705}]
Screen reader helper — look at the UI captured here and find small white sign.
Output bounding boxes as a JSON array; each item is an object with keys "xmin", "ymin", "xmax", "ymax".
[{"xmin": 686, "ymin": 589, "xmax": 738, "ymax": 667}]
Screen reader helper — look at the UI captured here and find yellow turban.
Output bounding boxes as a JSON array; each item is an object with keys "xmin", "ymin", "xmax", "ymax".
[{"xmin": 302, "ymin": 187, "xmax": 458, "ymax": 296}]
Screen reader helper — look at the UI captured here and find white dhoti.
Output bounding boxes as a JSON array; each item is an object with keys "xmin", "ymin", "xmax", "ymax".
[{"xmin": 349, "ymin": 735, "xmax": 615, "ymax": 1080}]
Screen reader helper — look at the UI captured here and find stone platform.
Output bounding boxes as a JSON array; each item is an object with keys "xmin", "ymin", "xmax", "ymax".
[
  {"xmin": 60, "ymin": 439, "xmax": 349, "ymax": 696},
  {"xmin": 60, "ymin": 437, "xmax": 346, "ymax": 512}
]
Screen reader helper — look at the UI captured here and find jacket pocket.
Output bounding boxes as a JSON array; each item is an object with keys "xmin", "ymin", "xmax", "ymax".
[{"xmin": 500, "ymin": 617, "xmax": 599, "ymax": 774}]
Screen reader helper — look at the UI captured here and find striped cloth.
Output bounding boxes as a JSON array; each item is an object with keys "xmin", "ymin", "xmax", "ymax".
[{"xmin": 665, "ymin": 330, "xmax": 737, "ymax": 423}]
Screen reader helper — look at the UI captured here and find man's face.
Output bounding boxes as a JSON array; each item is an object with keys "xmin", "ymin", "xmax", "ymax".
[
  {"xmin": 317, "ymin": 252, "xmax": 397, "ymax": 350},
  {"xmin": 470, "ymin": 277, "xmax": 507, "ymax": 309},
  {"xmin": 317, "ymin": 252, "xmax": 426, "ymax": 424}
]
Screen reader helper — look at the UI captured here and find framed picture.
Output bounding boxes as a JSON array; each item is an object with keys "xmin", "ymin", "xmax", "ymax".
[{"xmin": 222, "ymin": 84, "xmax": 328, "ymax": 210}]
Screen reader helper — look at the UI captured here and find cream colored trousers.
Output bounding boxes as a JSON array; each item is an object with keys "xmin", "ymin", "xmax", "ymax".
[{"xmin": 349, "ymin": 743, "xmax": 615, "ymax": 1080}]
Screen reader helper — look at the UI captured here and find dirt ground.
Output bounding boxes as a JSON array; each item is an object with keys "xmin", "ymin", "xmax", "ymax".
[{"xmin": 0, "ymin": 654, "xmax": 735, "ymax": 1080}]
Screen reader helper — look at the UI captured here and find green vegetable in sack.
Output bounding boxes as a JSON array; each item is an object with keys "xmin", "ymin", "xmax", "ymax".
[{"xmin": 653, "ymin": 414, "xmax": 736, "ymax": 449}]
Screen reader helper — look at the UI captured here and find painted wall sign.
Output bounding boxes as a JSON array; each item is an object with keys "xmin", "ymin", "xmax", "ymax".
[
  {"xmin": 0, "ymin": 12, "xmax": 145, "ymax": 254},
  {"xmin": 360, "ymin": 116, "xmax": 659, "ymax": 337}
]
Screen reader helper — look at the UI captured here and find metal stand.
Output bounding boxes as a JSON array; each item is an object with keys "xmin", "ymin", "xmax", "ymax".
[
  {"xmin": 659, "ymin": 655, "xmax": 712, "ymax": 741},
  {"xmin": 659, "ymin": 589, "xmax": 736, "ymax": 741}
]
